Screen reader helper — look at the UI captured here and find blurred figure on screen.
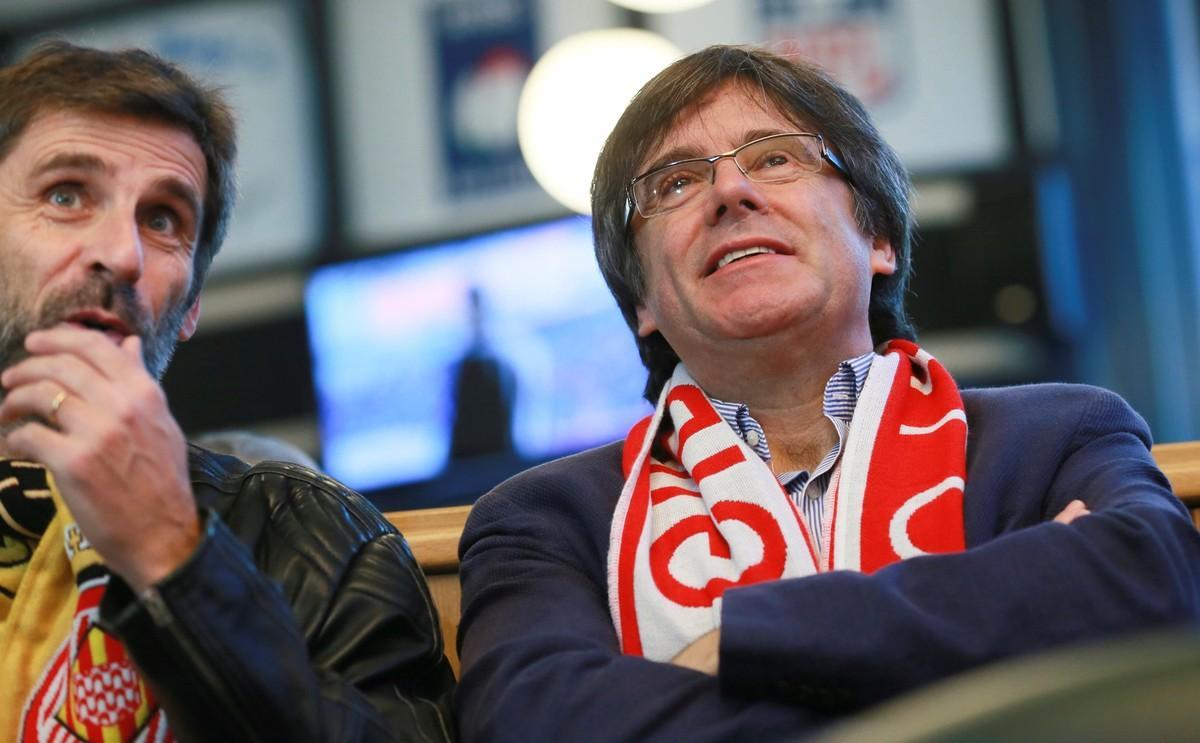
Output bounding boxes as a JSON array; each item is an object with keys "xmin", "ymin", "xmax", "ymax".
[
  {"xmin": 0, "ymin": 41, "xmax": 453, "ymax": 741},
  {"xmin": 454, "ymin": 44, "xmax": 1200, "ymax": 741},
  {"xmin": 448, "ymin": 286, "xmax": 516, "ymax": 461}
]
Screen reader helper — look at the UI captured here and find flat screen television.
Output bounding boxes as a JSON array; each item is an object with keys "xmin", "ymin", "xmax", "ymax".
[{"xmin": 305, "ymin": 215, "xmax": 650, "ymax": 509}]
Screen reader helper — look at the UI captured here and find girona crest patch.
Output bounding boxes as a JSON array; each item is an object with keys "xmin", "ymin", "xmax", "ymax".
[{"xmin": 20, "ymin": 577, "xmax": 172, "ymax": 743}]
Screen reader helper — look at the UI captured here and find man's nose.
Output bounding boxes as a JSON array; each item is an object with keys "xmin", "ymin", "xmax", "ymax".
[
  {"xmin": 86, "ymin": 210, "xmax": 144, "ymax": 283},
  {"xmin": 705, "ymin": 158, "xmax": 769, "ymax": 226}
]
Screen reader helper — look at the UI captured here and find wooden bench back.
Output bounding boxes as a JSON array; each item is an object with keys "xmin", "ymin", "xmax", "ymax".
[{"xmin": 387, "ymin": 441, "xmax": 1200, "ymax": 675}]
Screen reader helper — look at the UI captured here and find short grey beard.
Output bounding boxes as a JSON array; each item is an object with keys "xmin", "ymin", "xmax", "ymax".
[
  {"xmin": 0, "ymin": 277, "xmax": 192, "ymax": 400},
  {"xmin": 142, "ymin": 294, "xmax": 191, "ymax": 380},
  {"xmin": 0, "ymin": 296, "xmax": 187, "ymax": 454},
  {"xmin": 0, "ymin": 288, "xmax": 37, "ymax": 385}
]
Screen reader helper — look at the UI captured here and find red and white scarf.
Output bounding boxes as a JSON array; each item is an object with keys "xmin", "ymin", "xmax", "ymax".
[{"xmin": 608, "ymin": 340, "xmax": 968, "ymax": 661}]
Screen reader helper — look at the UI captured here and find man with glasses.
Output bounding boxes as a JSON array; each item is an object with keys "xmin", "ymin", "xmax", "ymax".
[{"xmin": 456, "ymin": 45, "xmax": 1200, "ymax": 740}]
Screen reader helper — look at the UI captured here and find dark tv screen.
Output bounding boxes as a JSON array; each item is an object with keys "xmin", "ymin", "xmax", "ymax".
[{"xmin": 305, "ymin": 216, "xmax": 649, "ymax": 507}]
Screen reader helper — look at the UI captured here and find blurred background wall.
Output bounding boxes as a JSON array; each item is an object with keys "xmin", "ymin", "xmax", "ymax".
[{"xmin": 1, "ymin": 0, "xmax": 1196, "ymax": 508}]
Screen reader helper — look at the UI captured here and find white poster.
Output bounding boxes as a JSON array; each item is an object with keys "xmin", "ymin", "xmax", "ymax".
[
  {"xmin": 332, "ymin": 0, "xmax": 621, "ymax": 249},
  {"xmin": 14, "ymin": 1, "xmax": 324, "ymax": 277},
  {"xmin": 649, "ymin": 0, "xmax": 1012, "ymax": 172}
]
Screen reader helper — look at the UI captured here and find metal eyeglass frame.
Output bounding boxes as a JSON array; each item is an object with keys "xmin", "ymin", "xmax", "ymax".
[{"xmin": 623, "ymin": 132, "xmax": 853, "ymax": 225}]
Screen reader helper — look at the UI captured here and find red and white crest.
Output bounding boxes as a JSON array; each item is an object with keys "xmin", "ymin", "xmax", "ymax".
[{"xmin": 20, "ymin": 577, "xmax": 171, "ymax": 743}]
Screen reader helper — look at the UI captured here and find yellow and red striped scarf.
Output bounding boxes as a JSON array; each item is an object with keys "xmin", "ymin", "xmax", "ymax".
[{"xmin": 0, "ymin": 462, "xmax": 171, "ymax": 742}]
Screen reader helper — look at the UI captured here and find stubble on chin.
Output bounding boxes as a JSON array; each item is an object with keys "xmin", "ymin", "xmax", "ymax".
[
  {"xmin": 0, "ymin": 275, "xmax": 191, "ymax": 400},
  {"xmin": 0, "ymin": 276, "xmax": 36, "ymax": 390}
]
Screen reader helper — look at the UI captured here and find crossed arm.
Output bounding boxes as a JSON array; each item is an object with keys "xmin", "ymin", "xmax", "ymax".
[{"xmin": 670, "ymin": 497, "xmax": 1094, "ymax": 675}]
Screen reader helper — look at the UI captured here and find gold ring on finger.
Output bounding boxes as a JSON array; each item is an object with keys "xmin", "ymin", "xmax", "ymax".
[{"xmin": 49, "ymin": 390, "xmax": 68, "ymax": 426}]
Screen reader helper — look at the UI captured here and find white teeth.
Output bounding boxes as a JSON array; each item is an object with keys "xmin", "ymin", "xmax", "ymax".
[{"xmin": 716, "ymin": 246, "xmax": 776, "ymax": 270}]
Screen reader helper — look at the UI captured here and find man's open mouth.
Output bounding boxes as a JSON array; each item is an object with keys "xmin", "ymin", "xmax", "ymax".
[
  {"xmin": 63, "ymin": 310, "xmax": 133, "ymax": 338},
  {"xmin": 714, "ymin": 246, "xmax": 778, "ymax": 272}
]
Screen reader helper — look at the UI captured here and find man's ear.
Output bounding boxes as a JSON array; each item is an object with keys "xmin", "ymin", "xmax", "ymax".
[
  {"xmin": 635, "ymin": 304, "xmax": 658, "ymax": 338},
  {"xmin": 177, "ymin": 296, "xmax": 202, "ymax": 341},
  {"xmin": 870, "ymin": 235, "xmax": 896, "ymax": 276}
]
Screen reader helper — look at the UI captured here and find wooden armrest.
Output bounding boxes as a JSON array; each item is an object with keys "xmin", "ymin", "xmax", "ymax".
[
  {"xmin": 386, "ymin": 504, "xmax": 472, "ymax": 574},
  {"xmin": 1152, "ymin": 441, "xmax": 1200, "ymax": 507}
]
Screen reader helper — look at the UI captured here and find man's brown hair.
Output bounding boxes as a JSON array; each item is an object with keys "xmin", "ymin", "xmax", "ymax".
[{"xmin": 0, "ymin": 40, "xmax": 237, "ymax": 300}]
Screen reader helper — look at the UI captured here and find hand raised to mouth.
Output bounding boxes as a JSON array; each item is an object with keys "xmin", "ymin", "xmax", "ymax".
[{"xmin": 0, "ymin": 324, "xmax": 198, "ymax": 592}]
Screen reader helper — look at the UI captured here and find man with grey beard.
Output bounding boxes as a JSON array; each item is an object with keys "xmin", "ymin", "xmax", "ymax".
[{"xmin": 0, "ymin": 43, "xmax": 454, "ymax": 741}]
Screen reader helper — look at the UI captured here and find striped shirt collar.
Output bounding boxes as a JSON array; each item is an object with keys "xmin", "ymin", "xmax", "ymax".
[{"xmin": 710, "ymin": 351, "xmax": 875, "ymax": 466}]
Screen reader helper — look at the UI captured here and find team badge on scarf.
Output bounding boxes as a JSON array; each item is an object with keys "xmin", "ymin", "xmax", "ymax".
[
  {"xmin": 10, "ymin": 481, "xmax": 171, "ymax": 743},
  {"xmin": 608, "ymin": 340, "xmax": 967, "ymax": 661},
  {"xmin": 21, "ymin": 574, "xmax": 169, "ymax": 743}
]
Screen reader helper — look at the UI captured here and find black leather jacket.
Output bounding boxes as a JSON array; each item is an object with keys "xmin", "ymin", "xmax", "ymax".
[{"xmin": 97, "ymin": 445, "xmax": 456, "ymax": 741}]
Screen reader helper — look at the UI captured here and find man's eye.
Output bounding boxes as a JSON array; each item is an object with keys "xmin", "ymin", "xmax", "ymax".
[
  {"xmin": 145, "ymin": 209, "xmax": 179, "ymax": 234},
  {"xmin": 666, "ymin": 176, "xmax": 693, "ymax": 194},
  {"xmin": 657, "ymin": 170, "xmax": 700, "ymax": 197},
  {"xmin": 47, "ymin": 185, "xmax": 83, "ymax": 209},
  {"xmin": 758, "ymin": 152, "xmax": 794, "ymax": 169}
]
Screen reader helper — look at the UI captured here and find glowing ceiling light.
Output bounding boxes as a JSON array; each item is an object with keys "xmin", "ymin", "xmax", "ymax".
[
  {"xmin": 518, "ymin": 28, "xmax": 681, "ymax": 214},
  {"xmin": 608, "ymin": 0, "xmax": 717, "ymax": 13}
]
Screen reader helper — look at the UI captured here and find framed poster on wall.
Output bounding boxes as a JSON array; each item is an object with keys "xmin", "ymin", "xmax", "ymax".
[
  {"xmin": 7, "ymin": 0, "xmax": 325, "ymax": 277},
  {"xmin": 648, "ymin": 0, "xmax": 1013, "ymax": 173},
  {"xmin": 331, "ymin": 0, "xmax": 623, "ymax": 249}
]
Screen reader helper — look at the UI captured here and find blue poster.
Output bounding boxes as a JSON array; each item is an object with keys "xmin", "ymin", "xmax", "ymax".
[{"xmin": 431, "ymin": 0, "xmax": 538, "ymax": 197}]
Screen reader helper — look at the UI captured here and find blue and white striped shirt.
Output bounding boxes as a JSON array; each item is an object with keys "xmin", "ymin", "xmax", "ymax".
[{"xmin": 711, "ymin": 352, "xmax": 875, "ymax": 554}]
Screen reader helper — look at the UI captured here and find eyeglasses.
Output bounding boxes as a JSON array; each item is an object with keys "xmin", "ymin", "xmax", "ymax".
[{"xmin": 625, "ymin": 132, "xmax": 852, "ymax": 221}]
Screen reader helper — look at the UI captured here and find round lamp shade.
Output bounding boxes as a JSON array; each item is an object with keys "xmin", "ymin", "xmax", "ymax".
[
  {"xmin": 518, "ymin": 29, "xmax": 681, "ymax": 214},
  {"xmin": 608, "ymin": 0, "xmax": 716, "ymax": 12}
]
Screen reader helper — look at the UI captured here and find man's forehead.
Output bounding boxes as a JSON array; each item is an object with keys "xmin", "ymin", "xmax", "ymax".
[
  {"xmin": 639, "ymin": 82, "xmax": 805, "ymax": 167},
  {"xmin": 17, "ymin": 107, "xmax": 204, "ymax": 177}
]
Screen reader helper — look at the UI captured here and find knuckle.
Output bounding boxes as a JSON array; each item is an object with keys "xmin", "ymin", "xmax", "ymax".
[
  {"xmin": 63, "ymin": 447, "xmax": 93, "ymax": 474},
  {"xmin": 97, "ymin": 420, "xmax": 127, "ymax": 450},
  {"xmin": 114, "ymin": 399, "xmax": 139, "ymax": 427},
  {"xmin": 131, "ymin": 378, "xmax": 163, "ymax": 408},
  {"xmin": 5, "ymin": 426, "xmax": 30, "ymax": 450},
  {"xmin": 129, "ymin": 389, "xmax": 168, "ymax": 426}
]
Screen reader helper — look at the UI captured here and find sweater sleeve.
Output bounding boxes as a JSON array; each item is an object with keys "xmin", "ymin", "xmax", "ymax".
[
  {"xmin": 718, "ymin": 386, "xmax": 1200, "ymax": 708},
  {"xmin": 456, "ymin": 449, "xmax": 829, "ymax": 742}
]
